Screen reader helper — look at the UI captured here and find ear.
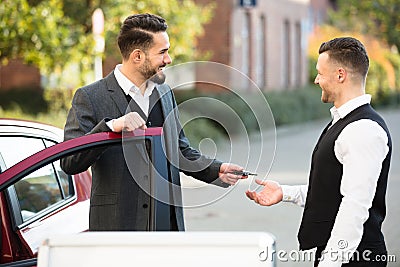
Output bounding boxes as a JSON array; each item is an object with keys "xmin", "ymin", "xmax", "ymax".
[
  {"xmin": 129, "ymin": 49, "xmax": 144, "ymax": 63},
  {"xmin": 337, "ymin": 68, "xmax": 347, "ymax": 83}
]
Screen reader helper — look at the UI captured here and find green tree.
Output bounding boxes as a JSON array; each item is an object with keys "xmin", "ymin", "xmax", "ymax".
[
  {"xmin": 0, "ymin": 0, "xmax": 214, "ymax": 89},
  {"xmin": 102, "ymin": 0, "xmax": 214, "ymax": 63},
  {"xmin": 0, "ymin": 0, "xmax": 90, "ymax": 76},
  {"xmin": 328, "ymin": 0, "xmax": 400, "ymax": 52}
]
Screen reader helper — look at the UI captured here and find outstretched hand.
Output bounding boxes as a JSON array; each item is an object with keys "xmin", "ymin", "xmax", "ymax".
[{"xmin": 246, "ymin": 179, "xmax": 283, "ymax": 206}]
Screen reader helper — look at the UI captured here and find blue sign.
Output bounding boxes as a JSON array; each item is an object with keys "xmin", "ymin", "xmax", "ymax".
[{"xmin": 240, "ymin": 0, "xmax": 257, "ymax": 7}]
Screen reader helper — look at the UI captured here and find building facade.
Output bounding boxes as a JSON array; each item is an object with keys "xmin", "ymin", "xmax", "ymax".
[
  {"xmin": 195, "ymin": 0, "xmax": 311, "ymax": 91},
  {"xmin": 0, "ymin": 59, "xmax": 41, "ymax": 91}
]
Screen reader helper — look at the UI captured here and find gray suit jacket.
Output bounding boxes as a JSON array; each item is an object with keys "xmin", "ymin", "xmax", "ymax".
[{"xmin": 61, "ymin": 72, "xmax": 224, "ymax": 231}]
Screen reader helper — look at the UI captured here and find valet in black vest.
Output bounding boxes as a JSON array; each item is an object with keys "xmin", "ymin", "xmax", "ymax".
[
  {"xmin": 298, "ymin": 103, "xmax": 392, "ymax": 265},
  {"xmin": 244, "ymin": 37, "xmax": 393, "ymax": 267}
]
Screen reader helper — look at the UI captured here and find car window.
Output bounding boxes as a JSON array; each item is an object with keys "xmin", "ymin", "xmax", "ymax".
[
  {"xmin": 14, "ymin": 164, "xmax": 63, "ymax": 221},
  {"xmin": 1, "ymin": 136, "xmax": 75, "ymax": 224},
  {"xmin": 0, "ymin": 136, "xmax": 46, "ymax": 169},
  {"xmin": 43, "ymin": 140, "xmax": 73, "ymax": 198}
]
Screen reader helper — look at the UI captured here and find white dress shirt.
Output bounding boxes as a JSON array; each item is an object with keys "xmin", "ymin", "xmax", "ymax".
[
  {"xmin": 106, "ymin": 64, "xmax": 155, "ymax": 131},
  {"xmin": 281, "ymin": 94, "xmax": 389, "ymax": 266}
]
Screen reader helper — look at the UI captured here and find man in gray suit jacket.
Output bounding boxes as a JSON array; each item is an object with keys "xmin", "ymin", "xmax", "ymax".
[{"xmin": 61, "ymin": 13, "xmax": 245, "ymax": 231}]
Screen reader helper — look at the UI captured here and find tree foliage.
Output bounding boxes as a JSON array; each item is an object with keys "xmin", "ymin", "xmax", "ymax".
[
  {"xmin": 102, "ymin": 0, "xmax": 215, "ymax": 63},
  {"xmin": 328, "ymin": 0, "xmax": 400, "ymax": 52},
  {"xmin": 0, "ymin": 0, "xmax": 91, "ymax": 76},
  {"xmin": 0, "ymin": 0, "xmax": 214, "ymax": 89}
]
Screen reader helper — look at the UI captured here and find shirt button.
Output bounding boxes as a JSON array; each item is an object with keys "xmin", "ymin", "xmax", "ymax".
[
  {"xmin": 143, "ymin": 204, "xmax": 148, "ymax": 209},
  {"xmin": 144, "ymin": 175, "xmax": 148, "ymax": 180}
]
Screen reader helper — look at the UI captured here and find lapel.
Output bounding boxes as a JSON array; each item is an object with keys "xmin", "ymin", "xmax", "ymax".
[
  {"xmin": 155, "ymin": 84, "xmax": 173, "ymax": 119},
  {"xmin": 155, "ymin": 84, "xmax": 180, "ymax": 185},
  {"xmin": 104, "ymin": 72, "xmax": 129, "ymax": 117}
]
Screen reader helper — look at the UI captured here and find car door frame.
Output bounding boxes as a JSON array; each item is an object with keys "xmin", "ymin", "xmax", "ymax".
[{"xmin": 0, "ymin": 127, "xmax": 165, "ymax": 266}]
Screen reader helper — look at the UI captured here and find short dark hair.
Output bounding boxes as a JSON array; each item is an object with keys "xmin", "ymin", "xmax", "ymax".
[
  {"xmin": 319, "ymin": 37, "xmax": 369, "ymax": 78},
  {"xmin": 117, "ymin": 13, "xmax": 168, "ymax": 60}
]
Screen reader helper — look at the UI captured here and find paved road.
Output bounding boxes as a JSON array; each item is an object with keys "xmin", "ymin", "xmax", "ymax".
[{"xmin": 182, "ymin": 108, "xmax": 400, "ymax": 266}]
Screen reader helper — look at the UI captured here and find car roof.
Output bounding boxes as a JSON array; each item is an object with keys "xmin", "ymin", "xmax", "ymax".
[{"xmin": 0, "ymin": 118, "xmax": 63, "ymax": 142}]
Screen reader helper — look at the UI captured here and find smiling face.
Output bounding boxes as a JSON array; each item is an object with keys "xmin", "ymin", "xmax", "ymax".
[
  {"xmin": 314, "ymin": 52, "xmax": 339, "ymax": 104},
  {"xmin": 139, "ymin": 31, "xmax": 172, "ymax": 84}
]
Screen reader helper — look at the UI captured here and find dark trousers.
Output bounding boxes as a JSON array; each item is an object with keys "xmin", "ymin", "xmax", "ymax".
[{"xmin": 314, "ymin": 245, "xmax": 387, "ymax": 267}]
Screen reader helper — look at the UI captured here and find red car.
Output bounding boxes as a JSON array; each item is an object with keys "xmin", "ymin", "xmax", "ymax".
[
  {"xmin": 0, "ymin": 119, "xmax": 93, "ymax": 266},
  {"xmin": 0, "ymin": 119, "xmax": 165, "ymax": 266}
]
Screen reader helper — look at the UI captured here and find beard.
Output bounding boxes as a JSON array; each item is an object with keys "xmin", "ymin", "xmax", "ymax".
[
  {"xmin": 321, "ymin": 90, "xmax": 329, "ymax": 103},
  {"xmin": 139, "ymin": 58, "xmax": 166, "ymax": 85}
]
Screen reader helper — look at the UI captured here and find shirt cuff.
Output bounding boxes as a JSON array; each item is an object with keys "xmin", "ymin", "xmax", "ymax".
[
  {"xmin": 281, "ymin": 184, "xmax": 307, "ymax": 207},
  {"xmin": 106, "ymin": 119, "xmax": 115, "ymax": 132},
  {"xmin": 281, "ymin": 185, "xmax": 297, "ymax": 202}
]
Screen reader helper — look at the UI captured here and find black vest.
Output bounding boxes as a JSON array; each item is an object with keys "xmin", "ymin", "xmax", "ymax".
[
  {"xmin": 126, "ymin": 89, "xmax": 164, "ymax": 127},
  {"xmin": 298, "ymin": 104, "xmax": 392, "ymax": 250}
]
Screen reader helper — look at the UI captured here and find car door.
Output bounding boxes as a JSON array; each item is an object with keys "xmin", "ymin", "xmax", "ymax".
[
  {"xmin": 0, "ymin": 135, "xmax": 91, "ymax": 265},
  {"xmin": 0, "ymin": 131, "xmax": 126, "ymax": 266},
  {"xmin": 0, "ymin": 128, "xmax": 165, "ymax": 266}
]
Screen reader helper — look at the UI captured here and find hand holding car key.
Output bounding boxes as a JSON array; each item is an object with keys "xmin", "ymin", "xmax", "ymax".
[{"xmin": 228, "ymin": 170, "xmax": 258, "ymax": 177}]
